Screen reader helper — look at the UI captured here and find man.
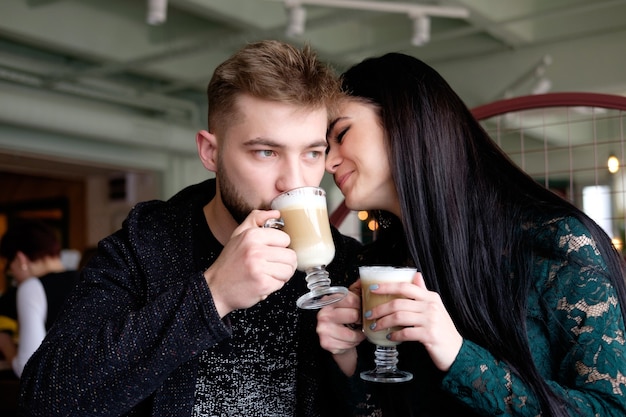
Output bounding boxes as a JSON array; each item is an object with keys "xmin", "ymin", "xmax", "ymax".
[{"xmin": 19, "ymin": 40, "xmax": 363, "ymax": 416}]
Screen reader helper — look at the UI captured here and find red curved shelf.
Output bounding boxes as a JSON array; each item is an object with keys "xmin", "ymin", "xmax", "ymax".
[{"xmin": 471, "ymin": 92, "xmax": 626, "ymax": 120}]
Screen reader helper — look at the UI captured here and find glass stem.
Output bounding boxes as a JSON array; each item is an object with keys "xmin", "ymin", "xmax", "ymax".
[
  {"xmin": 374, "ymin": 345, "xmax": 400, "ymax": 372},
  {"xmin": 304, "ymin": 265, "xmax": 331, "ymax": 291}
]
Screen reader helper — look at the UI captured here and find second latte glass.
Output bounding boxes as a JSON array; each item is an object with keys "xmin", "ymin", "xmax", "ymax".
[
  {"xmin": 266, "ymin": 186, "xmax": 348, "ymax": 309},
  {"xmin": 360, "ymin": 265, "xmax": 416, "ymax": 383}
]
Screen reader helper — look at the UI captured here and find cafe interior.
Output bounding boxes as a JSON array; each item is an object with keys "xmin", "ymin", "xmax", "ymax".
[
  {"xmin": 0, "ymin": 0, "xmax": 626, "ymax": 282},
  {"xmin": 1, "ymin": 0, "xmax": 626, "ymax": 282},
  {"xmin": 1, "ymin": 0, "xmax": 626, "ymax": 412},
  {"xmin": 0, "ymin": 0, "xmax": 626, "ymax": 291}
]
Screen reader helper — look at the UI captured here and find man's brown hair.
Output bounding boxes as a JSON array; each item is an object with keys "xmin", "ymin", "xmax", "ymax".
[{"xmin": 207, "ymin": 40, "xmax": 340, "ymax": 134}]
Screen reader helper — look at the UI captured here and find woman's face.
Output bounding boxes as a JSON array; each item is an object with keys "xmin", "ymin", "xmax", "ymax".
[{"xmin": 326, "ymin": 99, "xmax": 400, "ymax": 216}]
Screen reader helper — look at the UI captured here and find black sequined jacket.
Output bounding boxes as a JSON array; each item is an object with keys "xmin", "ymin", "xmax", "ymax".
[{"xmin": 18, "ymin": 179, "xmax": 364, "ymax": 417}]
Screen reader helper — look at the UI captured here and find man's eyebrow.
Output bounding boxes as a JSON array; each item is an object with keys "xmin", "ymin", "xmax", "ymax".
[
  {"xmin": 310, "ymin": 140, "xmax": 329, "ymax": 148},
  {"xmin": 243, "ymin": 137, "xmax": 283, "ymax": 147},
  {"xmin": 243, "ymin": 137, "xmax": 327, "ymax": 148}
]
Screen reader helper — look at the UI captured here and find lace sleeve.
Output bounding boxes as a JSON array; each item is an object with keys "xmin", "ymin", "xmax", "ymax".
[{"xmin": 441, "ymin": 217, "xmax": 626, "ymax": 416}]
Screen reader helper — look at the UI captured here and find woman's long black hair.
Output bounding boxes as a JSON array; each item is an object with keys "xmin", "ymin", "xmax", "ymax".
[{"xmin": 341, "ymin": 53, "xmax": 626, "ymax": 417}]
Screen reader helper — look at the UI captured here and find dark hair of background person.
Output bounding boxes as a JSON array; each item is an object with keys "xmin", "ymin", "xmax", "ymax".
[
  {"xmin": 0, "ymin": 219, "xmax": 61, "ymax": 264},
  {"xmin": 342, "ymin": 52, "xmax": 626, "ymax": 417}
]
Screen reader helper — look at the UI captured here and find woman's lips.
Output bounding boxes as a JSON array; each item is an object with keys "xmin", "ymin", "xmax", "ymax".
[{"xmin": 335, "ymin": 171, "xmax": 352, "ymax": 190}]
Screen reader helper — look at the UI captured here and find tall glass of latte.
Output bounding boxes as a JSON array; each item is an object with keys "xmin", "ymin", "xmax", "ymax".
[
  {"xmin": 268, "ymin": 186, "xmax": 348, "ymax": 309},
  {"xmin": 360, "ymin": 266, "xmax": 416, "ymax": 383}
]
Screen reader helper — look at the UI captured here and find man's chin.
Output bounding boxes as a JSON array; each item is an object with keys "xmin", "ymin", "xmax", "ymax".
[{"xmin": 224, "ymin": 205, "xmax": 250, "ymax": 225}]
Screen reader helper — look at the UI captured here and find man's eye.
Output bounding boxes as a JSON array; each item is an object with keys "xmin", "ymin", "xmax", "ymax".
[
  {"xmin": 255, "ymin": 150, "xmax": 275, "ymax": 158},
  {"xmin": 307, "ymin": 150, "xmax": 323, "ymax": 159}
]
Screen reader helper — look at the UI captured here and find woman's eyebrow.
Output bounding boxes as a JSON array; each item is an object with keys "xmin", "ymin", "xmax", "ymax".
[{"xmin": 327, "ymin": 117, "xmax": 348, "ymax": 136}]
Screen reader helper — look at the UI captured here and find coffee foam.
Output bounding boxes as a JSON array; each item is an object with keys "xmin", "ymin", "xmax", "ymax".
[
  {"xmin": 271, "ymin": 187, "xmax": 327, "ymax": 210},
  {"xmin": 359, "ymin": 266, "xmax": 417, "ymax": 282}
]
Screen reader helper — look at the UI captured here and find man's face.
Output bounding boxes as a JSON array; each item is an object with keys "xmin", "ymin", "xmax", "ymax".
[{"xmin": 215, "ymin": 94, "xmax": 329, "ymax": 223}]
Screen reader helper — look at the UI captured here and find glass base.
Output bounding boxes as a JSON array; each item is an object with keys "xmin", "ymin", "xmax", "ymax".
[
  {"xmin": 360, "ymin": 369, "xmax": 413, "ymax": 383},
  {"xmin": 361, "ymin": 344, "xmax": 412, "ymax": 383},
  {"xmin": 296, "ymin": 285, "xmax": 349, "ymax": 309}
]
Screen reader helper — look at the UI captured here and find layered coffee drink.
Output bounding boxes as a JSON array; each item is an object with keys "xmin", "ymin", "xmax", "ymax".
[
  {"xmin": 360, "ymin": 266, "xmax": 417, "ymax": 347},
  {"xmin": 268, "ymin": 186, "xmax": 346, "ymax": 309},
  {"xmin": 270, "ymin": 187, "xmax": 335, "ymax": 271},
  {"xmin": 359, "ymin": 266, "xmax": 416, "ymax": 383}
]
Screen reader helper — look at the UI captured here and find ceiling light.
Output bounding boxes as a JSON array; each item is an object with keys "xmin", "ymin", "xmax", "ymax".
[
  {"xmin": 500, "ymin": 54, "xmax": 553, "ymax": 99},
  {"xmin": 147, "ymin": 0, "xmax": 168, "ymax": 26},
  {"xmin": 531, "ymin": 78, "xmax": 552, "ymax": 95},
  {"xmin": 271, "ymin": 0, "xmax": 469, "ymax": 46},
  {"xmin": 411, "ymin": 15, "xmax": 430, "ymax": 46},
  {"xmin": 608, "ymin": 154, "xmax": 620, "ymax": 174},
  {"xmin": 285, "ymin": 2, "xmax": 307, "ymax": 37}
]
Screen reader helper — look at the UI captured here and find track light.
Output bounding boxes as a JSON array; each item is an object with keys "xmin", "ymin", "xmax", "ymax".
[
  {"xmin": 500, "ymin": 54, "xmax": 553, "ymax": 99},
  {"xmin": 271, "ymin": 0, "xmax": 468, "ymax": 46},
  {"xmin": 147, "ymin": 0, "xmax": 168, "ymax": 25},
  {"xmin": 411, "ymin": 14, "xmax": 430, "ymax": 46},
  {"xmin": 531, "ymin": 77, "xmax": 552, "ymax": 95},
  {"xmin": 286, "ymin": 2, "xmax": 307, "ymax": 37}
]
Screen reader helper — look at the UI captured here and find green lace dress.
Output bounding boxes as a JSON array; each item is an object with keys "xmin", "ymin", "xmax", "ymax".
[{"xmin": 442, "ymin": 216, "xmax": 626, "ymax": 415}]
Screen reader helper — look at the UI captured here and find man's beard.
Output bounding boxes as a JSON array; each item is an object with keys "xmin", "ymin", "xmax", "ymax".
[{"xmin": 217, "ymin": 154, "xmax": 267, "ymax": 224}]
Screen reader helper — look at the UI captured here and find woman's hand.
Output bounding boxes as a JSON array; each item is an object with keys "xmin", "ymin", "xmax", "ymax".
[
  {"xmin": 366, "ymin": 272, "xmax": 463, "ymax": 371},
  {"xmin": 316, "ymin": 280, "xmax": 366, "ymax": 376}
]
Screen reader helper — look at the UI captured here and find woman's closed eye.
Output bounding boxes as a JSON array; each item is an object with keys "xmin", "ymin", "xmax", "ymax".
[
  {"xmin": 331, "ymin": 126, "xmax": 349, "ymax": 144},
  {"xmin": 326, "ymin": 127, "xmax": 348, "ymax": 155}
]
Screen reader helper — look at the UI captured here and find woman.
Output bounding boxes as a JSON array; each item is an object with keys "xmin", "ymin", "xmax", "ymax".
[
  {"xmin": 317, "ymin": 53, "xmax": 626, "ymax": 416},
  {"xmin": 0, "ymin": 219, "xmax": 79, "ymax": 377}
]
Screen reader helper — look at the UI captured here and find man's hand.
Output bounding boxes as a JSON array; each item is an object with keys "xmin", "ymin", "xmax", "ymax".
[{"xmin": 204, "ymin": 209, "xmax": 297, "ymax": 317}]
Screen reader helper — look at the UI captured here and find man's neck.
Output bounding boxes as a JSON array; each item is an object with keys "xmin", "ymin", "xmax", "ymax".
[{"xmin": 203, "ymin": 197, "xmax": 238, "ymax": 245}]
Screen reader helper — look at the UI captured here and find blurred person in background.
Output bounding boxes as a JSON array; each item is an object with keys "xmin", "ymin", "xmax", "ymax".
[
  {"xmin": 0, "ymin": 272, "xmax": 19, "ymax": 380},
  {"xmin": 0, "ymin": 219, "xmax": 79, "ymax": 378}
]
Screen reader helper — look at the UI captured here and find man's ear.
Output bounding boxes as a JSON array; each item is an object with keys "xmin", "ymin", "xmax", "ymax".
[{"xmin": 196, "ymin": 130, "xmax": 218, "ymax": 172}]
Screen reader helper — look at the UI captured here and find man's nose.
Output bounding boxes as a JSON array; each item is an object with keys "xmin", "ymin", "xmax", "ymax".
[{"xmin": 276, "ymin": 158, "xmax": 306, "ymax": 192}]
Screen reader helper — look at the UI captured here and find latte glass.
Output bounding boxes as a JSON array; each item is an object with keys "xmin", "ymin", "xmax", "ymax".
[
  {"xmin": 267, "ymin": 186, "xmax": 348, "ymax": 309},
  {"xmin": 360, "ymin": 265, "xmax": 416, "ymax": 383}
]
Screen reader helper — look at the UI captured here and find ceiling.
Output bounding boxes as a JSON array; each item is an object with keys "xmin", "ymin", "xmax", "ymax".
[{"xmin": 2, "ymin": 0, "xmax": 626, "ymax": 180}]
